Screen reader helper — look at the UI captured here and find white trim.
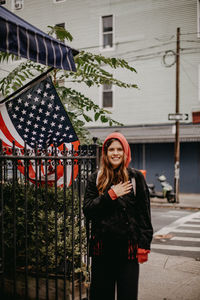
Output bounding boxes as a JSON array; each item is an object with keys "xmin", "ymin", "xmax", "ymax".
[{"xmin": 99, "ymin": 14, "xmax": 115, "ymax": 52}]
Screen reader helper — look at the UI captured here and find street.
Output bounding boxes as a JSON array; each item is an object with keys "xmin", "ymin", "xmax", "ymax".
[{"xmin": 151, "ymin": 207, "xmax": 200, "ymax": 259}]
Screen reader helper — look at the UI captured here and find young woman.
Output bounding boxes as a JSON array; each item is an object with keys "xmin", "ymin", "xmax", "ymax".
[{"xmin": 83, "ymin": 132, "xmax": 153, "ymax": 300}]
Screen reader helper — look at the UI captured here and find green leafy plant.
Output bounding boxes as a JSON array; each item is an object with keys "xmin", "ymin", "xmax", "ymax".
[
  {"xmin": 0, "ymin": 26, "xmax": 137, "ymax": 142},
  {"xmin": 2, "ymin": 182, "xmax": 87, "ymax": 279}
]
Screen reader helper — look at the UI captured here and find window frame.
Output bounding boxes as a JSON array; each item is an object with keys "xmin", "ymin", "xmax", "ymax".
[
  {"xmin": 100, "ymin": 82, "xmax": 114, "ymax": 110},
  {"xmin": 11, "ymin": 0, "xmax": 24, "ymax": 11},
  {"xmin": 100, "ymin": 15, "xmax": 115, "ymax": 52},
  {"xmin": 198, "ymin": 0, "xmax": 200, "ymax": 37},
  {"xmin": 0, "ymin": 1, "xmax": 6, "ymax": 6}
]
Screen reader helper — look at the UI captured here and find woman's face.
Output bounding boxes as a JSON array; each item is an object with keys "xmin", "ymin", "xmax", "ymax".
[{"xmin": 107, "ymin": 140, "xmax": 124, "ymax": 169}]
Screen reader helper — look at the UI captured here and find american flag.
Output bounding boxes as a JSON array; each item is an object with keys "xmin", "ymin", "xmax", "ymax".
[{"xmin": 0, "ymin": 76, "xmax": 79, "ymax": 186}]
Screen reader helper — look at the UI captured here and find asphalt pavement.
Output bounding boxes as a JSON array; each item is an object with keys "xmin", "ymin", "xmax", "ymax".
[{"xmin": 138, "ymin": 193, "xmax": 200, "ymax": 300}]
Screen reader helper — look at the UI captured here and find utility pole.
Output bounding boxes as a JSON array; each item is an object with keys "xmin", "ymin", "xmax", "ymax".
[{"xmin": 174, "ymin": 27, "xmax": 180, "ymax": 203}]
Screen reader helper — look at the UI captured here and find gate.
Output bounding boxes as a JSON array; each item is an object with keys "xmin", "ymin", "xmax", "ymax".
[{"xmin": 0, "ymin": 140, "xmax": 99, "ymax": 300}]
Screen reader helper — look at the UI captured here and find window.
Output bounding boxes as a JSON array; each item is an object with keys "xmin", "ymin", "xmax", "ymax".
[
  {"xmin": 56, "ymin": 23, "xmax": 65, "ymax": 29},
  {"xmin": 55, "ymin": 23, "xmax": 65, "ymax": 40},
  {"xmin": 0, "ymin": 1, "xmax": 6, "ymax": 5},
  {"xmin": 101, "ymin": 15, "xmax": 113, "ymax": 49},
  {"xmin": 53, "ymin": 0, "xmax": 66, "ymax": 3},
  {"xmin": 102, "ymin": 83, "xmax": 113, "ymax": 108},
  {"xmin": 12, "ymin": 0, "xmax": 24, "ymax": 10}
]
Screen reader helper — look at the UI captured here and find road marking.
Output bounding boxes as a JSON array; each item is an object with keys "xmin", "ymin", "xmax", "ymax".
[
  {"xmin": 186, "ymin": 220, "xmax": 200, "ymax": 223},
  {"xmin": 171, "ymin": 229, "xmax": 200, "ymax": 234},
  {"xmin": 171, "ymin": 236, "xmax": 200, "ymax": 242},
  {"xmin": 153, "ymin": 211, "xmax": 200, "ymax": 236},
  {"xmin": 179, "ymin": 223, "xmax": 200, "ymax": 228},
  {"xmin": 151, "ymin": 244, "xmax": 200, "ymax": 252}
]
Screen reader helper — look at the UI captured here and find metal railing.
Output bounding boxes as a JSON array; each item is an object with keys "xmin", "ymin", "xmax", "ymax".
[{"xmin": 0, "ymin": 140, "xmax": 98, "ymax": 300}]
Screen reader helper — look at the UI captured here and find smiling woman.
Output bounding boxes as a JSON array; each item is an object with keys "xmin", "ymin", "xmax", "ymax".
[
  {"xmin": 83, "ymin": 132, "xmax": 153, "ymax": 300},
  {"xmin": 107, "ymin": 140, "xmax": 124, "ymax": 169}
]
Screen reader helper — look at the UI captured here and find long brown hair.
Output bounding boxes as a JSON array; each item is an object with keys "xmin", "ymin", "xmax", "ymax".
[{"xmin": 97, "ymin": 138, "xmax": 129, "ymax": 194}]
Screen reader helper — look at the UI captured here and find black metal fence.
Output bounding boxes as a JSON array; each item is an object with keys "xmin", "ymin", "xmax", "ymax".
[{"xmin": 0, "ymin": 140, "xmax": 98, "ymax": 300}]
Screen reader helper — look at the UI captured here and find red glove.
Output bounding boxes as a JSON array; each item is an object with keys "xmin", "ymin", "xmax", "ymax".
[{"xmin": 137, "ymin": 248, "xmax": 150, "ymax": 263}]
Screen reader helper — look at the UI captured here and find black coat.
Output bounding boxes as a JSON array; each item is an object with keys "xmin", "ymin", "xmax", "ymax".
[{"xmin": 83, "ymin": 168, "xmax": 153, "ymax": 251}]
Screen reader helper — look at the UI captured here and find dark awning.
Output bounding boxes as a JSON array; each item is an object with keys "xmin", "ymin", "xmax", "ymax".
[{"xmin": 0, "ymin": 6, "xmax": 77, "ymax": 71}]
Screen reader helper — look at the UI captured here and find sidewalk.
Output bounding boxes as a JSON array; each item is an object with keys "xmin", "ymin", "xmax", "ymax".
[
  {"xmin": 139, "ymin": 252, "xmax": 200, "ymax": 300},
  {"xmin": 150, "ymin": 193, "xmax": 200, "ymax": 210}
]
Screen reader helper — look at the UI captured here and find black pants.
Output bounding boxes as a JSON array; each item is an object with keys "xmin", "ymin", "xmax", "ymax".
[{"xmin": 90, "ymin": 257, "xmax": 139, "ymax": 300}]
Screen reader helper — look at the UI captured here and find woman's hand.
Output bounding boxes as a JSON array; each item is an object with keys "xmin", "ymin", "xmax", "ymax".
[{"xmin": 111, "ymin": 181, "xmax": 133, "ymax": 198}]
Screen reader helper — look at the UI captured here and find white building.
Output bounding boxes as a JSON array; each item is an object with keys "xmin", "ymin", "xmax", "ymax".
[{"xmin": 1, "ymin": 0, "xmax": 200, "ymax": 193}]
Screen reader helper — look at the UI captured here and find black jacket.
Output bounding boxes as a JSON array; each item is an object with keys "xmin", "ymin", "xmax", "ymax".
[{"xmin": 83, "ymin": 168, "xmax": 153, "ymax": 251}]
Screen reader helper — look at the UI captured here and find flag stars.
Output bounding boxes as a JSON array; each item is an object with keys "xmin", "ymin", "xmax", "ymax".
[
  {"xmin": 25, "ymin": 128, "xmax": 29, "ymax": 132},
  {"xmin": 24, "ymin": 102, "xmax": 29, "ymax": 107},
  {"xmin": 45, "ymin": 111, "xmax": 50, "ymax": 116},
  {"xmin": 36, "ymin": 116, "xmax": 40, "ymax": 121},
  {"xmin": 27, "ymin": 120, "xmax": 32, "ymax": 125},
  {"xmin": 29, "ymin": 112, "xmax": 34, "ymax": 118},
  {"xmin": 12, "ymin": 114, "xmax": 17, "ymax": 119},
  {"xmin": 17, "ymin": 124, "xmax": 22, "ymax": 129},
  {"xmin": 50, "ymin": 122, "xmax": 55, "ymax": 127},
  {"xmin": 65, "ymin": 126, "xmax": 70, "ymax": 131},
  {"xmin": 17, "ymin": 98, "xmax": 22, "ymax": 103},
  {"xmin": 43, "ymin": 119, "xmax": 48, "ymax": 124},
  {"xmin": 60, "ymin": 116, "xmax": 65, "ymax": 121},
  {"xmin": 55, "ymin": 131, "xmax": 60, "ymax": 136},
  {"xmin": 41, "ymin": 100, "xmax": 45, "ymax": 105},
  {"xmin": 32, "ymin": 131, "xmax": 37, "ymax": 135},
  {"xmin": 32, "ymin": 105, "xmax": 36, "ymax": 110},
  {"xmin": 48, "ymin": 103, "xmax": 53, "ymax": 109},
  {"xmin": 34, "ymin": 124, "xmax": 39, "ymax": 128},
  {"xmin": 50, "ymin": 94, "xmax": 55, "ymax": 100},
  {"xmin": 38, "ymin": 108, "xmax": 43, "ymax": 113},
  {"xmin": 53, "ymin": 114, "xmax": 58, "ymax": 119},
  {"xmin": 15, "ymin": 106, "xmax": 19, "ymax": 111},
  {"xmin": 37, "ymin": 88, "xmax": 42, "ymax": 94},
  {"xmin": 46, "ymin": 83, "xmax": 50, "ymax": 89},
  {"xmin": 19, "ymin": 117, "xmax": 24, "ymax": 122},
  {"xmin": 27, "ymin": 94, "xmax": 32, "ymax": 99},
  {"xmin": 41, "ymin": 127, "xmax": 46, "ymax": 131},
  {"xmin": 8, "ymin": 102, "xmax": 13, "ymax": 108},
  {"xmin": 40, "ymin": 134, "xmax": 44, "ymax": 137},
  {"xmin": 58, "ymin": 124, "xmax": 63, "ymax": 129},
  {"xmin": 69, "ymin": 135, "xmax": 73, "ymax": 139},
  {"xmin": 43, "ymin": 92, "xmax": 48, "ymax": 97},
  {"xmin": 22, "ymin": 110, "xmax": 26, "ymax": 115},
  {"xmin": 55, "ymin": 105, "xmax": 60, "ymax": 111},
  {"xmin": 34, "ymin": 97, "xmax": 39, "ymax": 102}
]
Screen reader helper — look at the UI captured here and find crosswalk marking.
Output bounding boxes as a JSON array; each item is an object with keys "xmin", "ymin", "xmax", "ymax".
[
  {"xmin": 151, "ymin": 244, "xmax": 200, "ymax": 252},
  {"xmin": 154, "ymin": 211, "xmax": 200, "ymax": 236},
  {"xmin": 153, "ymin": 211, "xmax": 200, "ymax": 256},
  {"xmin": 171, "ymin": 236, "xmax": 200, "ymax": 242},
  {"xmin": 179, "ymin": 223, "xmax": 200, "ymax": 228},
  {"xmin": 171, "ymin": 229, "xmax": 200, "ymax": 234}
]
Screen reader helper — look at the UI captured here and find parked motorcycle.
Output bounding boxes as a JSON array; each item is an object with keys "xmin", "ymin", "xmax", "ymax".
[{"xmin": 148, "ymin": 174, "xmax": 175, "ymax": 203}]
